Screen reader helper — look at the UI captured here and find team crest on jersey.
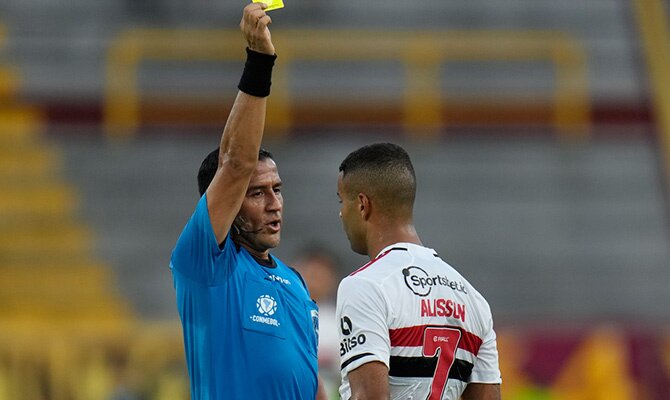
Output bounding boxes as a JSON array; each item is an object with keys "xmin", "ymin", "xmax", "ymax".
[
  {"xmin": 243, "ymin": 277, "xmax": 285, "ymax": 337},
  {"xmin": 256, "ymin": 294, "xmax": 277, "ymax": 316},
  {"xmin": 250, "ymin": 294, "xmax": 280, "ymax": 327}
]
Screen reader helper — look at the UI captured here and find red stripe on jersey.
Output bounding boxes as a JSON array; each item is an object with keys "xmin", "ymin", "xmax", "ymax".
[
  {"xmin": 389, "ymin": 325, "xmax": 483, "ymax": 356},
  {"xmin": 349, "ymin": 249, "xmax": 394, "ymax": 276}
]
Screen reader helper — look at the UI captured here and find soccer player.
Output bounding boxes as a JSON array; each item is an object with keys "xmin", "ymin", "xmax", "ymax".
[
  {"xmin": 335, "ymin": 143, "xmax": 502, "ymax": 400},
  {"xmin": 170, "ymin": 4, "xmax": 325, "ymax": 399}
]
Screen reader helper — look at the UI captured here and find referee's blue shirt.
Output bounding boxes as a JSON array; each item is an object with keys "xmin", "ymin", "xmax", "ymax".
[{"xmin": 170, "ymin": 195, "xmax": 319, "ymax": 400}]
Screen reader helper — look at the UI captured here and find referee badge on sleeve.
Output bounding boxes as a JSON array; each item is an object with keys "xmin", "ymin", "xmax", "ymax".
[
  {"xmin": 305, "ymin": 301, "xmax": 319, "ymax": 358},
  {"xmin": 311, "ymin": 309, "xmax": 319, "ymax": 339}
]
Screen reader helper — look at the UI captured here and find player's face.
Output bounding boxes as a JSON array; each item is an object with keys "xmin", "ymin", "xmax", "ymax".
[
  {"xmin": 235, "ymin": 158, "xmax": 283, "ymax": 258},
  {"xmin": 337, "ymin": 172, "xmax": 367, "ymax": 255}
]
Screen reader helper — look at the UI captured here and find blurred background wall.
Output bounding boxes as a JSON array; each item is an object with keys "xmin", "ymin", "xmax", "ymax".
[{"xmin": 1, "ymin": 0, "xmax": 669, "ymax": 399}]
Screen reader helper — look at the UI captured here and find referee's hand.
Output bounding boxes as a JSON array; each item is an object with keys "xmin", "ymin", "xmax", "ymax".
[{"xmin": 240, "ymin": 3, "xmax": 275, "ymax": 55}]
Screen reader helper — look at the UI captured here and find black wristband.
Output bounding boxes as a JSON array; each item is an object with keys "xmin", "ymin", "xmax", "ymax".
[{"xmin": 237, "ymin": 48, "xmax": 277, "ymax": 97}]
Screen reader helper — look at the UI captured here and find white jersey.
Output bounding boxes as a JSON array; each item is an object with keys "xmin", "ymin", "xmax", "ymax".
[{"xmin": 336, "ymin": 243, "xmax": 501, "ymax": 400}]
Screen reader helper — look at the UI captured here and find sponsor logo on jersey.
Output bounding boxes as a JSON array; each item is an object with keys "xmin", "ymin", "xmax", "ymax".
[
  {"xmin": 250, "ymin": 294, "xmax": 280, "ymax": 327},
  {"xmin": 420, "ymin": 298, "xmax": 466, "ymax": 322},
  {"xmin": 339, "ymin": 316, "xmax": 367, "ymax": 356},
  {"xmin": 265, "ymin": 274, "xmax": 291, "ymax": 285},
  {"xmin": 341, "ymin": 316, "xmax": 353, "ymax": 335},
  {"xmin": 402, "ymin": 266, "xmax": 468, "ymax": 296}
]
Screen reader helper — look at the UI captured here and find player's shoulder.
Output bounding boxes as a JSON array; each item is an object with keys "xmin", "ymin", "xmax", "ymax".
[
  {"xmin": 338, "ymin": 269, "xmax": 377, "ymax": 291},
  {"xmin": 348, "ymin": 244, "xmax": 413, "ymax": 277},
  {"xmin": 336, "ymin": 265, "xmax": 387, "ymax": 304}
]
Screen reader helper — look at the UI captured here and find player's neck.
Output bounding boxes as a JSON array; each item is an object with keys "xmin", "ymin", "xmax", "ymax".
[{"xmin": 367, "ymin": 222, "xmax": 422, "ymax": 260}]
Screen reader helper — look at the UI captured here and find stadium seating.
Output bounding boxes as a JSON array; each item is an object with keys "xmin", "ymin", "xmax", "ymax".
[{"xmin": 0, "ymin": 24, "xmax": 143, "ymax": 399}]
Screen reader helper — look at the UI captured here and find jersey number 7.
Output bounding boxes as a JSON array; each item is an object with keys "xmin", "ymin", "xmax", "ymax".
[{"xmin": 422, "ymin": 327, "xmax": 462, "ymax": 400}]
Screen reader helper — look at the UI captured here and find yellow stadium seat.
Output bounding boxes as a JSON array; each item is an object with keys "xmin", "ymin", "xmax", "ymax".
[
  {"xmin": 0, "ymin": 66, "xmax": 20, "ymax": 99},
  {"xmin": 0, "ymin": 144, "xmax": 60, "ymax": 181},
  {"xmin": 0, "ymin": 223, "xmax": 92, "ymax": 257},
  {"xmin": 0, "ymin": 184, "xmax": 78, "ymax": 220},
  {"xmin": 0, "ymin": 106, "xmax": 44, "ymax": 139}
]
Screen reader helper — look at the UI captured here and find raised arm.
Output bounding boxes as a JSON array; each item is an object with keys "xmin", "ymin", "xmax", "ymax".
[{"xmin": 206, "ymin": 2, "xmax": 277, "ymax": 244}]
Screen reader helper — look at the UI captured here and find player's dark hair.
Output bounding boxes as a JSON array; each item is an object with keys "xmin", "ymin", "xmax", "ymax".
[
  {"xmin": 197, "ymin": 147, "xmax": 274, "ymax": 196},
  {"xmin": 339, "ymin": 142, "xmax": 416, "ymax": 215}
]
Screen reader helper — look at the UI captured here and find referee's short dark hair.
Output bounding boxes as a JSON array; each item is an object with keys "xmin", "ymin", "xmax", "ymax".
[
  {"xmin": 197, "ymin": 148, "xmax": 274, "ymax": 196},
  {"xmin": 339, "ymin": 142, "xmax": 416, "ymax": 215}
]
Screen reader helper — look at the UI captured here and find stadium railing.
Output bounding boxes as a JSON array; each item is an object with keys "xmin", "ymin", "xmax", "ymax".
[
  {"xmin": 0, "ymin": 21, "xmax": 41, "ymax": 137},
  {"xmin": 104, "ymin": 29, "xmax": 590, "ymax": 139},
  {"xmin": 632, "ymin": 0, "xmax": 670, "ymax": 194}
]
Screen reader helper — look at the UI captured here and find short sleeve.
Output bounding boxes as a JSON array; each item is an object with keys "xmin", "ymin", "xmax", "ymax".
[
  {"xmin": 170, "ymin": 194, "xmax": 235, "ymax": 284},
  {"xmin": 336, "ymin": 275, "xmax": 391, "ymax": 375},
  {"xmin": 469, "ymin": 319, "xmax": 502, "ymax": 384}
]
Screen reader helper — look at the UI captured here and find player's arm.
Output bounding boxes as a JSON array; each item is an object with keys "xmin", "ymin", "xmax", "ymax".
[
  {"xmin": 348, "ymin": 361, "xmax": 390, "ymax": 400},
  {"xmin": 460, "ymin": 383, "xmax": 501, "ymax": 400},
  {"xmin": 206, "ymin": 2, "xmax": 276, "ymax": 244},
  {"xmin": 336, "ymin": 276, "xmax": 392, "ymax": 400},
  {"xmin": 464, "ymin": 307, "xmax": 502, "ymax": 400}
]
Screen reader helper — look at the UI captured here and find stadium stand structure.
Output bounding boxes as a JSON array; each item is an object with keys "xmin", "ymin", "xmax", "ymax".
[
  {"xmin": 0, "ymin": 0, "xmax": 651, "ymax": 129},
  {"xmin": 0, "ymin": 24, "xmax": 140, "ymax": 399},
  {"xmin": 0, "ymin": 22, "xmax": 132, "ymax": 332},
  {"xmin": 1, "ymin": 0, "xmax": 670, "ymax": 398},
  {"xmin": 2, "ymin": 0, "xmax": 667, "ymax": 332},
  {"xmin": 2, "ymin": 0, "xmax": 664, "ymax": 327}
]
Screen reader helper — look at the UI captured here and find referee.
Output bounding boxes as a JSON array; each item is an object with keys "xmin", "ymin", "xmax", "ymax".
[{"xmin": 170, "ymin": 4, "xmax": 326, "ymax": 399}]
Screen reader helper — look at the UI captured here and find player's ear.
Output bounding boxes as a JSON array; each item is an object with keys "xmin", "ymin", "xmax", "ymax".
[{"xmin": 358, "ymin": 193, "xmax": 371, "ymax": 221}]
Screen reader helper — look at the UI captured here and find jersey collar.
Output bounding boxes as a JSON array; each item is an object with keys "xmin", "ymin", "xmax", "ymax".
[{"xmin": 374, "ymin": 242, "xmax": 437, "ymax": 259}]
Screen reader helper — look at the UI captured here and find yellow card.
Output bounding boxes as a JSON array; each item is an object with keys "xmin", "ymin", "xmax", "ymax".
[{"xmin": 253, "ymin": 0, "xmax": 284, "ymax": 11}]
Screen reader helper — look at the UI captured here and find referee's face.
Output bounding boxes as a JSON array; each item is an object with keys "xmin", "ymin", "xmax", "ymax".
[
  {"xmin": 235, "ymin": 159, "xmax": 283, "ymax": 258},
  {"xmin": 337, "ymin": 172, "xmax": 367, "ymax": 255}
]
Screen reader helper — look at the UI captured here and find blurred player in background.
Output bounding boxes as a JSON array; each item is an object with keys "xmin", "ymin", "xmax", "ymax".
[
  {"xmin": 170, "ymin": 3, "xmax": 326, "ymax": 399},
  {"xmin": 293, "ymin": 245, "xmax": 342, "ymax": 398},
  {"xmin": 335, "ymin": 143, "xmax": 502, "ymax": 400}
]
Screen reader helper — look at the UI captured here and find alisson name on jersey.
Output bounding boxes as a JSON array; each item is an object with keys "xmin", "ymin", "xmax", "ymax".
[{"xmin": 420, "ymin": 298, "xmax": 466, "ymax": 322}]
